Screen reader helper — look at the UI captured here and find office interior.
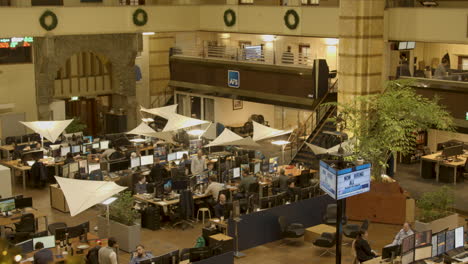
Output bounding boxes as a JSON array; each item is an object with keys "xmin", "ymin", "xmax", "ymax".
[{"xmin": 0, "ymin": 1, "xmax": 467, "ymax": 264}]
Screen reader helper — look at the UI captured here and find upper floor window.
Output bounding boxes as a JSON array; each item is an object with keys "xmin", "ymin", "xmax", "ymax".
[
  {"xmin": 120, "ymin": 0, "xmax": 145, "ymax": 5},
  {"xmin": 239, "ymin": 0, "xmax": 254, "ymax": 4},
  {"xmin": 301, "ymin": 0, "xmax": 319, "ymax": 5}
]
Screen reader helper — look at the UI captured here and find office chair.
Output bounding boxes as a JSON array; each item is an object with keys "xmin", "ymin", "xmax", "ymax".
[
  {"xmin": 278, "ymin": 216, "xmax": 305, "ymax": 245},
  {"xmin": 323, "ymin": 204, "xmax": 347, "ymax": 225},
  {"xmin": 180, "ymin": 248, "xmax": 190, "ymax": 261},
  {"xmin": 343, "ymin": 219, "xmax": 370, "ymax": 245},
  {"xmin": 313, "ymin": 232, "xmax": 336, "ymax": 257},
  {"xmin": 48, "ymin": 222, "xmax": 67, "ymax": 236},
  {"xmin": 173, "ymin": 189, "xmax": 195, "ymax": 230},
  {"xmin": 271, "ymin": 179, "xmax": 280, "ymax": 195},
  {"xmin": 6, "ymin": 213, "xmax": 36, "ymax": 243}
]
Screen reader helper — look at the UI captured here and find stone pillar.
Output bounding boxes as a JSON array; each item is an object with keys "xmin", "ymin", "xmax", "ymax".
[{"xmin": 338, "ymin": 0, "xmax": 385, "ymax": 105}]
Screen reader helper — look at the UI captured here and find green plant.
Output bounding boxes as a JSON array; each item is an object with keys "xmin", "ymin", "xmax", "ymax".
[
  {"xmin": 416, "ymin": 186, "xmax": 455, "ymax": 222},
  {"xmin": 326, "ymin": 79, "xmax": 454, "ymax": 181},
  {"xmin": 109, "ymin": 191, "xmax": 139, "ymax": 226},
  {"xmin": 65, "ymin": 117, "xmax": 87, "ymax": 133}
]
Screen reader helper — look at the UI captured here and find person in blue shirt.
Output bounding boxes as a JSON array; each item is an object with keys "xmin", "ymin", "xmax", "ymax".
[
  {"xmin": 129, "ymin": 245, "xmax": 153, "ymax": 264},
  {"xmin": 134, "ymin": 174, "xmax": 148, "ymax": 194},
  {"xmin": 33, "ymin": 242, "xmax": 53, "ymax": 264}
]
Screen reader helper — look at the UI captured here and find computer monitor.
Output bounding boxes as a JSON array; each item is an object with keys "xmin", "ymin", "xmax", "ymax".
[
  {"xmin": 61, "ymin": 146, "xmax": 71, "ymax": 157},
  {"xmin": 398, "ymin": 42, "xmax": 407, "ymax": 50},
  {"xmin": 71, "ymin": 145, "xmax": 81, "ymax": 154},
  {"xmin": 100, "ymin": 140, "xmax": 110, "ymax": 150},
  {"xmin": 68, "ymin": 221, "xmax": 89, "ymax": 238},
  {"xmin": 406, "ymin": 41, "xmax": 415, "ymax": 49},
  {"xmin": 163, "ymin": 179, "xmax": 172, "ymax": 194},
  {"xmin": 232, "ymin": 167, "xmax": 240, "ymax": 179},
  {"xmin": 437, "ymin": 231, "xmax": 446, "ymax": 256},
  {"xmin": 431, "ymin": 235, "xmax": 438, "ymax": 257},
  {"xmin": 455, "ymin": 226, "xmax": 464, "ymax": 249},
  {"xmin": 382, "ymin": 244, "xmax": 401, "ymax": 259},
  {"xmin": 176, "ymin": 151, "xmax": 188, "ymax": 160},
  {"xmin": 131, "ymin": 157, "xmax": 141, "ymax": 168},
  {"xmin": 32, "ymin": 235, "xmax": 55, "ymax": 249},
  {"xmin": 15, "ymin": 197, "xmax": 33, "ymax": 209},
  {"xmin": 402, "ymin": 234, "xmax": 415, "ymax": 254},
  {"xmin": 445, "ymin": 229, "xmax": 455, "ymax": 252},
  {"xmin": 140, "ymin": 155, "xmax": 153, "ymax": 166},
  {"xmin": 442, "ymin": 144, "xmax": 464, "ymax": 159},
  {"xmin": 414, "ymin": 245, "xmax": 432, "ymax": 261},
  {"xmin": 92, "ymin": 143, "xmax": 100, "ymax": 149},
  {"xmin": 189, "ymin": 247, "xmax": 212, "ymax": 262},
  {"xmin": 83, "ymin": 136, "xmax": 93, "ymax": 143},
  {"xmin": 108, "ymin": 159, "xmax": 130, "ymax": 172},
  {"xmin": 415, "ymin": 230, "xmax": 432, "ymax": 247},
  {"xmin": 254, "ymin": 163, "xmax": 261, "ymax": 174},
  {"xmin": 88, "ymin": 163, "xmax": 101, "ymax": 173},
  {"xmin": 269, "ymin": 157, "xmax": 279, "ymax": 173},
  {"xmin": 0, "ymin": 198, "xmax": 15, "ymax": 212},
  {"xmin": 401, "ymin": 250, "xmax": 414, "ymax": 264},
  {"xmin": 16, "ymin": 239, "xmax": 34, "ymax": 254},
  {"xmin": 167, "ymin": 153, "xmax": 177, "ymax": 161}
]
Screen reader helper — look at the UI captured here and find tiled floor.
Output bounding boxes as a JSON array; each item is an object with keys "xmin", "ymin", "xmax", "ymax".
[{"xmin": 8, "ymin": 162, "xmax": 467, "ymax": 264}]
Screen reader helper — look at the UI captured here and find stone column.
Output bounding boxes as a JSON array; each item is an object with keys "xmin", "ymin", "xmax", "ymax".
[{"xmin": 338, "ymin": 0, "xmax": 385, "ymax": 105}]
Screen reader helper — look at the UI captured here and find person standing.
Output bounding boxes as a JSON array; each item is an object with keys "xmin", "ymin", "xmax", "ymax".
[
  {"xmin": 191, "ymin": 150, "xmax": 207, "ymax": 176},
  {"xmin": 355, "ymin": 230, "xmax": 378, "ymax": 263},
  {"xmin": 33, "ymin": 242, "xmax": 53, "ymax": 264},
  {"xmin": 392, "ymin": 222, "xmax": 414, "ymax": 245},
  {"xmin": 98, "ymin": 237, "xmax": 118, "ymax": 264}
]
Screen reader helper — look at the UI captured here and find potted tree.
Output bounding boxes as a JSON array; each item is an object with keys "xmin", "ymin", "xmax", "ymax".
[
  {"xmin": 414, "ymin": 186, "xmax": 458, "ymax": 233},
  {"xmin": 327, "ymin": 80, "xmax": 454, "ymax": 224},
  {"xmin": 65, "ymin": 117, "xmax": 87, "ymax": 134},
  {"xmin": 97, "ymin": 191, "xmax": 140, "ymax": 252}
]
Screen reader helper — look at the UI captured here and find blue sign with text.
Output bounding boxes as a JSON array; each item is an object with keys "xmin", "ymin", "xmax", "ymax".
[{"xmin": 228, "ymin": 70, "xmax": 240, "ymax": 88}]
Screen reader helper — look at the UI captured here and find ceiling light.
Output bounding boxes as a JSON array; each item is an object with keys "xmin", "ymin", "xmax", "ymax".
[
  {"xmin": 419, "ymin": 0, "xmax": 438, "ymax": 6},
  {"xmin": 271, "ymin": 140, "xmax": 291, "ymax": 146},
  {"xmin": 70, "ymin": 96, "xmax": 79, "ymax": 101},
  {"xmin": 142, "ymin": 32, "xmax": 155, "ymax": 36},
  {"xmin": 219, "ymin": 33, "xmax": 231, "ymax": 39},
  {"xmin": 130, "ymin": 138, "xmax": 146, "ymax": 143},
  {"xmin": 325, "ymin": 38, "xmax": 339, "ymax": 46},
  {"xmin": 262, "ymin": 35, "xmax": 276, "ymax": 42},
  {"xmin": 101, "ymin": 197, "xmax": 118, "ymax": 205}
]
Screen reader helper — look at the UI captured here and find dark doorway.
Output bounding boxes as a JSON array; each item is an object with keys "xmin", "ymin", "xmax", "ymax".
[{"xmin": 65, "ymin": 95, "xmax": 112, "ymax": 136}]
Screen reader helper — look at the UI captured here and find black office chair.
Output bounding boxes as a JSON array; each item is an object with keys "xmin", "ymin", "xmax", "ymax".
[
  {"xmin": 48, "ymin": 222, "xmax": 67, "ymax": 236},
  {"xmin": 278, "ymin": 216, "xmax": 305, "ymax": 244},
  {"xmin": 6, "ymin": 213, "xmax": 36, "ymax": 243},
  {"xmin": 323, "ymin": 204, "xmax": 347, "ymax": 225},
  {"xmin": 313, "ymin": 232, "xmax": 336, "ymax": 257},
  {"xmin": 271, "ymin": 179, "xmax": 280, "ymax": 195},
  {"xmin": 343, "ymin": 219, "xmax": 370, "ymax": 245},
  {"xmin": 180, "ymin": 248, "xmax": 190, "ymax": 261}
]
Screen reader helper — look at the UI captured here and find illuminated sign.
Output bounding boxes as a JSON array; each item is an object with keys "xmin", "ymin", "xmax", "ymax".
[{"xmin": 0, "ymin": 37, "xmax": 33, "ymax": 49}]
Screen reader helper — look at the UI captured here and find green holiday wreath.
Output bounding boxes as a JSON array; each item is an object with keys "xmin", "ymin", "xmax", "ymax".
[
  {"xmin": 284, "ymin": 9, "xmax": 299, "ymax": 30},
  {"xmin": 133, "ymin": 8, "xmax": 148, "ymax": 26},
  {"xmin": 39, "ymin": 10, "xmax": 58, "ymax": 31},
  {"xmin": 223, "ymin": 9, "xmax": 236, "ymax": 27}
]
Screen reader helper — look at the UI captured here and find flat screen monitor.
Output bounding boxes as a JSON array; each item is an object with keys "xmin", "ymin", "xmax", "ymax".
[
  {"xmin": 131, "ymin": 157, "xmax": 141, "ymax": 168},
  {"xmin": 269, "ymin": 157, "xmax": 278, "ymax": 173},
  {"xmin": 232, "ymin": 167, "xmax": 240, "ymax": 179},
  {"xmin": 254, "ymin": 163, "xmax": 261, "ymax": 174},
  {"xmin": 431, "ymin": 235, "xmax": 438, "ymax": 257},
  {"xmin": 382, "ymin": 244, "xmax": 401, "ymax": 259},
  {"xmin": 176, "ymin": 151, "xmax": 189, "ymax": 160},
  {"xmin": 437, "ymin": 231, "xmax": 446, "ymax": 256},
  {"xmin": 15, "ymin": 197, "xmax": 32, "ymax": 209},
  {"xmin": 83, "ymin": 136, "xmax": 93, "ymax": 143},
  {"xmin": 88, "ymin": 163, "xmax": 101, "ymax": 173},
  {"xmin": 71, "ymin": 145, "xmax": 81, "ymax": 154},
  {"xmin": 33, "ymin": 235, "xmax": 55, "ymax": 249},
  {"xmin": 402, "ymin": 234, "xmax": 415, "ymax": 254},
  {"xmin": 100, "ymin": 140, "xmax": 110, "ymax": 150},
  {"xmin": 455, "ymin": 226, "xmax": 464, "ymax": 249},
  {"xmin": 398, "ymin": 42, "xmax": 407, "ymax": 50},
  {"xmin": 442, "ymin": 144, "xmax": 464, "ymax": 158},
  {"xmin": 167, "ymin": 153, "xmax": 177, "ymax": 161},
  {"xmin": 407, "ymin": 41, "xmax": 416, "ymax": 49},
  {"xmin": 92, "ymin": 143, "xmax": 100, "ymax": 149},
  {"xmin": 140, "ymin": 155, "xmax": 153, "ymax": 166},
  {"xmin": 108, "ymin": 159, "xmax": 130, "ymax": 172},
  {"xmin": 414, "ymin": 246, "xmax": 432, "ymax": 261},
  {"xmin": 0, "ymin": 198, "xmax": 15, "ymax": 212},
  {"xmin": 68, "ymin": 222, "xmax": 89, "ymax": 238},
  {"xmin": 16, "ymin": 239, "xmax": 34, "ymax": 254},
  {"xmin": 336, "ymin": 163, "xmax": 371, "ymax": 200},
  {"xmin": 61, "ymin": 146, "xmax": 71, "ymax": 157},
  {"xmin": 445, "ymin": 229, "xmax": 455, "ymax": 252},
  {"xmin": 401, "ymin": 250, "xmax": 414, "ymax": 264},
  {"xmin": 163, "ymin": 179, "xmax": 172, "ymax": 194},
  {"xmin": 415, "ymin": 230, "xmax": 432, "ymax": 247}
]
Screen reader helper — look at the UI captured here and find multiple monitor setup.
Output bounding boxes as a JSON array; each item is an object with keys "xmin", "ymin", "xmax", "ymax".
[
  {"xmin": 55, "ymin": 221, "xmax": 90, "ymax": 242},
  {"xmin": 60, "ymin": 140, "xmax": 110, "ymax": 157},
  {"xmin": 0, "ymin": 196, "xmax": 33, "ymax": 215},
  {"xmin": 131, "ymin": 155, "xmax": 154, "ymax": 169},
  {"xmin": 139, "ymin": 250, "xmax": 179, "ymax": 264},
  {"xmin": 441, "ymin": 144, "xmax": 464, "ymax": 160},
  {"xmin": 15, "ymin": 235, "xmax": 56, "ymax": 254}
]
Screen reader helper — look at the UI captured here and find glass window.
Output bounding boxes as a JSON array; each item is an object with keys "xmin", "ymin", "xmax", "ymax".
[
  {"xmin": 176, "ymin": 94, "xmax": 190, "ymax": 117},
  {"xmin": 203, "ymin": 98, "xmax": 215, "ymax": 122},
  {"xmin": 190, "ymin": 96, "xmax": 201, "ymax": 119}
]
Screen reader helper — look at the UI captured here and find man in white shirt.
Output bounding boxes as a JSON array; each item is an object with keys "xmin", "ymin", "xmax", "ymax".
[
  {"xmin": 392, "ymin": 222, "xmax": 414, "ymax": 245},
  {"xmin": 98, "ymin": 237, "xmax": 118, "ymax": 264},
  {"xmin": 204, "ymin": 175, "xmax": 224, "ymax": 202},
  {"xmin": 191, "ymin": 150, "xmax": 206, "ymax": 175}
]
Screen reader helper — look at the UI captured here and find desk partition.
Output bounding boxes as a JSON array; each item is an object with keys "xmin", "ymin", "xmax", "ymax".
[
  {"xmin": 227, "ymin": 195, "xmax": 334, "ymax": 251},
  {"xmin": 192, "ymin": 252, "xmax": 233, "ymax": 264}
]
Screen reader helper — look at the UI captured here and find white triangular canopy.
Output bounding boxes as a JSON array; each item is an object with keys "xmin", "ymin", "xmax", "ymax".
[
  {"xmin": 20, "ymin": 119, "xmax": 73, "ymax": 143},
  {"xmin": 305, "ymin": 139, "xmax": 355, "ymax": 155},
  {"xmin": 202, "ymin": 123, "xmax": 217, "ymax": 140},
  {"xmin": 252, "ymin": 121, "xmax": 293, "ymax": 141},
  {"xmin": 305, "ymin": 142, "xmax": 328, "ymax": 155},
  {"xmin": 140, "ymin": 104, "xmax": 178, "ymax": 119},
  {"xmin": 127, "ymin": 122, "xmax": 175, "ymax": 144},
  {"xmin": 55, "ymin": 176, "xmax": 127, "ymax": 217},
  {"xmin": 162, "ymin": 113, "xmax": 210, "ymax": 132},
  {"xmin": 204, "ymin": 128, "xmax": 260, "ymax": 148}
]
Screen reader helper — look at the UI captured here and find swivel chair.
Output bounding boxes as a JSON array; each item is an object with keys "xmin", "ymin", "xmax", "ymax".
[
  {"xmin": 323, "ymin": 204, "xmax": 347, "ymax": 225},
  {"xmin": 6, "ymin": 213, "xmax": 36, "ymax": 243},
  {"xmin": 343, "ymin": 219, "xmax": 369, "ymax": 245},
  {"xmin": 278, "ymin": 216, "xmax": 305, "ymax": 245},
  {"xmin": 313, "ymin": 232, "xmax": 336, "ymax": 257}
]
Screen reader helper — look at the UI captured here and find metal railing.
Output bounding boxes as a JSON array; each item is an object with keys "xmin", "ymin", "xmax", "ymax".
[
  {"xmin": 173, "ymin": 45, "xmax": 317, "ymax": 68},
  {"xmin": 150, "ymin": 85, "xmax": 173, "ymax": 108}
]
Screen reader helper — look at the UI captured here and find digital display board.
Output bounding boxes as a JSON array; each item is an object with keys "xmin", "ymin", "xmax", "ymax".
[
  {"xmin": 0, "ymin": 37, "xmax": 33, "ymax": 49},
  {"xmin": 319, "ymin": 160, "xmax": 337, "ymax": 198},
  {"xmin": 320, "ymin": 161, "xmax": 371, "ymax": 200}
]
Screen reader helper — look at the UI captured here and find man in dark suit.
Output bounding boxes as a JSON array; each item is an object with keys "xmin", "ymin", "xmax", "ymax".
[
  {"xmin": 33, "ymin": 242, "xmax": 53, "ymax": 264},
  {"xmin": 355, "ymin": 230, "xmax": 378, "ymax": 263}
]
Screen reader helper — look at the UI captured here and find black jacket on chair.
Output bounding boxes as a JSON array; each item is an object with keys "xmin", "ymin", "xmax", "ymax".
[
  {"xmin": 355, "ymin": 238, "xmax": 377, "ymax": 262},
  {"xmin": 31, "ymin": 162, "xmax": 47, "ymax": 187},
  {"xmin": 179, "ymin": 190, "xmax": 194, "ymax": 220}
]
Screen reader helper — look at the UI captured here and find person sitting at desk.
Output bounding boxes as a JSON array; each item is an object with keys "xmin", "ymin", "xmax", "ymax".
[
  {"xmin": 391, "ymin": 222, "xmax": 413, "ymax": 246},
  {"xmin": 33, "ymin": 242, "xmax": 53, "ymax": 264},
  {"xmin": 64, "ymin": 152, "xmax": 75, "ymax": 165},
  {"xmin": 179, "ymin": 153, "xmax": 189, "ymax": 174},
  {"xmin": 191, "ymin": 150, "xmax": 207, "ymax": 176},
  {"xmin": 35, "ymin": 143, "xmax": 47, "ymax": 155},
  {"xmin": 11, "ymin": 142, "xmax": 22, "ymax": 160},
  {"xmin": 204, "ymin": 175, "xmax": 224, "ymax": 202},
  {"xmin": 214, "ymin": 194, "xmax": 229, "ymax": 219},
  {"xmin": 237, "ymin": 168, "xmax": 257, "ymax": 198},
  {"xmin": 101, "ymin": 142, "xmax": 116, "ymax": 162},
  {"xmin": 355, "ymin": 230, "xmax": 378, "ymax": 263},
  {"xmin": 129, "ymin": 244, "xmax": 154, "ymax": 264},
  {"xmin": 134, "ymin": 174, "xmax": 148, "ymax": 194}
]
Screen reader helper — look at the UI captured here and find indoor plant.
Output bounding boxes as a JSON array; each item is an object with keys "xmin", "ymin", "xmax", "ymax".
[
  {"xmin": 97, "ymin": 191, "xmax": 140, "ymax": 252},
  {"xmin": 414, "ymin": 186, "xmax": 458, "ymax": 233},
  {"xmin": 65, "ymin": 117, "xmax": 87, "ymax": 134}
]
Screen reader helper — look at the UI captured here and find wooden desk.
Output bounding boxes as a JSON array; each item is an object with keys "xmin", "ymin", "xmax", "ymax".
[
  {"xmin": 0, "ymin": 208, "xmax": 48, "ymax": 238},
  {"xmin": 304, "ymin": 224, "xmax": 336, "ymax": 243},
  {"xmin": 134, "ymin": 193, "xmax": 211, "ymax": 208},
  {"xmin": 0, "ymin": 159, "xmax": 64, "ymax": 190},
  {"xmin": 421, "ymin": 152, "xmax": 467, "ymax": 185},
  {"xmin": 209, "ymin": 218, "xmax": 228, "ymax": 234}
]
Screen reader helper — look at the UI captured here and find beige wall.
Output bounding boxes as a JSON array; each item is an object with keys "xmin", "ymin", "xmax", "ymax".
[
  {"xmin": 0, "ymin": 64, "xmax": 37, "ymax": 121},
  {"xmin": 214, "ymin": 97, "xmax": 275, "ymax": 127},
  {"xmin": 427, "ymin": 129, "xmax": 468, "ymax": 153},
  {"xmin": 136, "ymin": 35, "xmax": 151, "ymax": 108}
]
